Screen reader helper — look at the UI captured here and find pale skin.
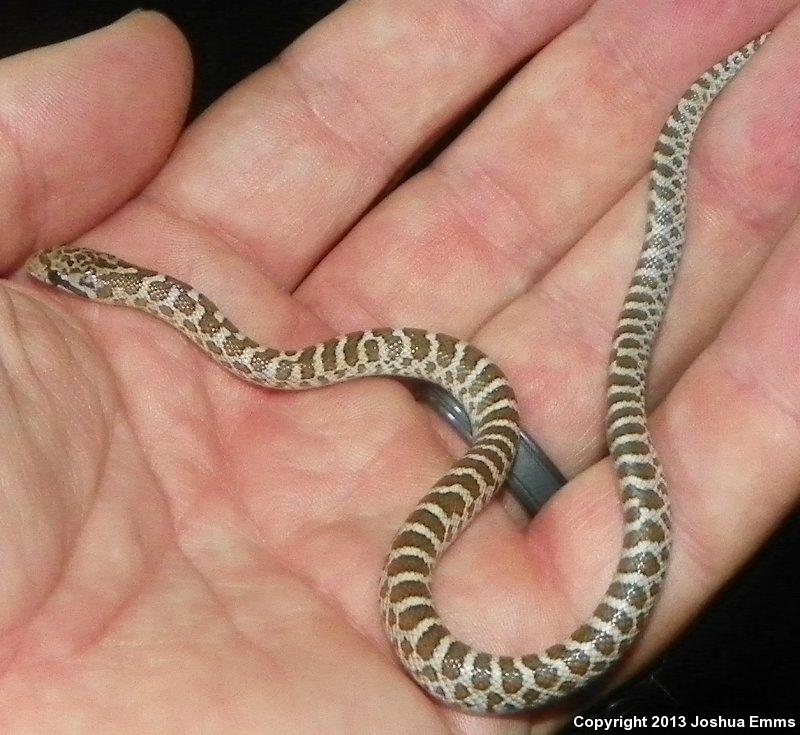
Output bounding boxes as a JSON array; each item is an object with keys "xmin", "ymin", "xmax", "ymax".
[{"xmin": 0, "ymin": 3, "xmax": 798, "ymax": 733}]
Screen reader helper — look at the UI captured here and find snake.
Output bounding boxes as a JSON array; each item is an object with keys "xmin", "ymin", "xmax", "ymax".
[{"xmin": 24, "ymin": 33, "xmax": 768, "ymax": 714}]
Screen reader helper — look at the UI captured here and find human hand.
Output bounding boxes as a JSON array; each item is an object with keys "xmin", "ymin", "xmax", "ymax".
[{"xmin": 0, "ymin": 4, "xmax": 796, "ymax": 733}]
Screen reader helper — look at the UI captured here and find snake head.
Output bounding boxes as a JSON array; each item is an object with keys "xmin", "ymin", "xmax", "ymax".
[{"xmin": 26, "ymin": 247, "xmax": 140, "ymax": 303}]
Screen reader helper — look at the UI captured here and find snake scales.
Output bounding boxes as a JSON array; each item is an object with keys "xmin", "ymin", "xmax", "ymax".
[{"xmin": 25, "ymin": 34, "xmax": 767, "ymax": 714}]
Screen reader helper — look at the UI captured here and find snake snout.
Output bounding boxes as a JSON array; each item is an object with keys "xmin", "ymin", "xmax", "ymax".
[{"xmin": 25, "ymin": 251, "xmax": 51, "ymax": 285}]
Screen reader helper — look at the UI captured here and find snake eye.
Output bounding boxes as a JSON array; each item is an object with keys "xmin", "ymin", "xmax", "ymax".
[
  {"xmin": 79, "ymin": 271, "xmax": 97, "ymax": 290},
  {"xmin": 45, "ymin": 269, "xmax": 86, "ymax": 297}
]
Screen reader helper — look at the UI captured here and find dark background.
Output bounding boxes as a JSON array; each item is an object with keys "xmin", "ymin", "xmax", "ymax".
[{"xmin": 1, "ymin": 0, "xmax": 798, "ymax": 727}]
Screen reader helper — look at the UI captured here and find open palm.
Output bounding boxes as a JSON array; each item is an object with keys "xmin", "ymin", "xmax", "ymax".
[{"xmin": 1, "ymin": 4, "xmax": 798, "ymax": 734}]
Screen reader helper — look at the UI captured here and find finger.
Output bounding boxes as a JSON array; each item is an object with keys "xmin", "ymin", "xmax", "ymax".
[
  {"xmin": 0, "ymin": 11, "xmax": 191, "ymax": 270},
  {"xmin": 297, "ymin": 1, "xmax": 797, "ymax": 482},
  {"xmin": 483, "ymin": 11, "xmax": 800, "ymax": 476},
  {"xmin": 137, "ymin": 0, "xmax": 592, "ymax": 287},
  {"xmin": 298, "ymin": 1, "xmax": 788, "ymax": 339},
  {"xmin": 544, "ymin": 210, "xmax": 800, "ymax": 696}
]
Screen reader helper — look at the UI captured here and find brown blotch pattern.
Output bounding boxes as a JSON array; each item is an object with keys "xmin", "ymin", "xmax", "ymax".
[
  {"xmin": 591, "ymin": 633, "xmax": 616, "ymax": 657},
  {"xmin": 397, "ymin": 604, "xmax": 436, "ymax": 632},
  {"xmin": 475, "ymin": 384, "xmax": 513, "ymax": 413},
  {"xmin": 407, "ymin": 508, "xmax": 445, "ymax": 542},
  {"xmin": 471, "ymin": 653, "xmax": 493, "ymax": 690},
  {"xmin": 614, "ymin": 321, "xmax": 647, "ymax": 338},
  {"xmin": 459, "ymin": 457, "xmax": 496, "ymax": 487},
  {"xmin": 429, "ymin": 491, "xmax": 466, "ymax": 518},
  {"xmin": 363, "ymin": 338, "xmax": 379, "ymax": 362},
  {"xmin": 533, "ymin": 665, "xmax": 559, "ymax": 690},
  {"xmin": 275, "ymin": 362, "xmax": 294, "ymax": 382},
  {"xmin": 250, "ymin": 349, "xmax": 280, "ymax": 373},
  {"xmin": 296, "ymin": 346, "xmax": 318, "ymax": 380},
  {"xmin": 373, "ymin": 329, "xmax": 404, "ymax": 361},
  {"xmin": 619, "ymin": 461, "xmax": 657, "ymax": 481},
  {"xmin": 612, "ymin": 439, "xmax": 649, "ymax": 457},
  {"xmin": 607, "ymin": 388, "xmax": 638, "ymax": 407},
  {"xmin": 608, "ymin": 421, "xmax": 645, "ymax": 440},
  {"xmin": 470, "ymin": 445, "xmax": 507, "ymax": 472},
  {"xmin": 594, "ymin": 603, "xmax": 617, "ymax": 623},
  {"xmin": 320, "ymin": 340, "xmax": 337, "ymax": 371},
  {"xmin": 392, "ymin": 530, "xmax": 437, "ymax": 558},
  {"xmin": 388, "ymin": 580, "xmax": 429, "ymax": 604},
  {"xmin": 403, "ymin": 329, "xmax": 431, "ymax": 361},
  {"xmin": 498, "ymin": 657, "xmax": 523, "ymax": 694},
  {"xmin": 198, "ymin": 311, "xmax": 222, "ymax": 335},
  {"xmin": 624, "ymin": 485, "xmax": 665, "ymax": 510},
  {"xmin": 523, "ymin": 689, "xmax": 541, "ymax": 706},
  {"xmin": 385, "ymin": 555, "xmax": 430, "ymax": 578},
  {"xmin": 614, "ymin": 355, "xmax": 639, "ymax": 371},
  {"xmin": 441, "ymin": 641, "xmax": 469, "ymax": 680},
  {"xmin": 435, "ymin": 334, "xmax": 458, "ymax": 367},
  {"xmin": 608, "ymin": 406, "xmax": 642, "ymax": 431},
  {"xmin": 438, "ymin": 472, "xmax": 479, "ymax": 500},
  {"xmin": 173, "ymin": 290, "xmax": 196, "ymax": 315},
  {"xmin": 485, "ymin": 692, "xmax": 503, "ymax": 710},
  {"xmin": 343, "ymin": 333, "xmax": 361, "ymax": 367},
  {"xmin": 479, "ymin": 423, "xmax": 519, "ymax": 448},
  {"xmin": 612, "ymin": 373, "xmax": 640, "ymax": 388},
  {"xmin": 421, "ymin": 665, "xmax": 437, "ymax": 681},
  {"xmin": 571, "ymin": 625, "xmax": 599, "ymax": 644},
  {"xmin": 224, "ymin": 334, "xmax": 257, "ymax": 358},
  {"xmin": 479, "ymin": 405, "xmax": 519, "ymax": 425},
  {"xmin": 415, "ymin": 624, "xmax": 447, "ymax": 660},
  {"xmin": 147, "ymin": 280, "xmax": 171, "ymax": 302},
  {"xmin": 566, "ymin": 651, "xmax": 591, "ymax": 676}
]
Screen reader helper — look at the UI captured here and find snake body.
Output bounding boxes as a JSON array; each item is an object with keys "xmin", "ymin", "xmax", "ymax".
[{"xmin": 26, "ymin": 34, "xmax": 767, "ymax": 714}]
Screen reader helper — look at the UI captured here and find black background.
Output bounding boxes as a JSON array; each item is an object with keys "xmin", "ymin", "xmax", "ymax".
[{"xmin": 1, "ymin": 0, "xmax": 798, "ymax": 727}]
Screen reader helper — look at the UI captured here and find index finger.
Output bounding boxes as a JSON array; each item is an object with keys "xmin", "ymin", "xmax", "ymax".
[{"xmin": 139, "ymin": 0, "xmax": 593, "ymax": 287}]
